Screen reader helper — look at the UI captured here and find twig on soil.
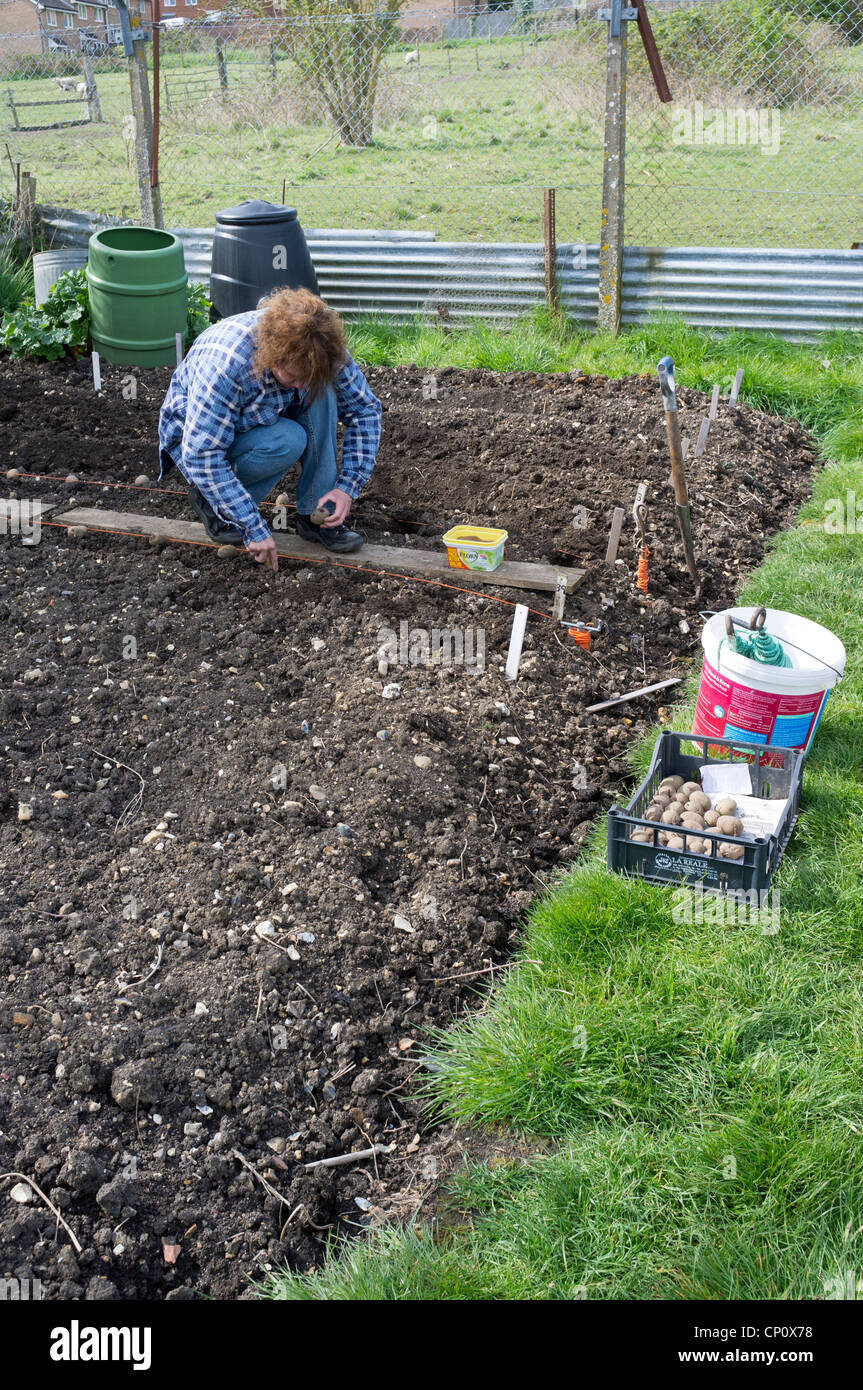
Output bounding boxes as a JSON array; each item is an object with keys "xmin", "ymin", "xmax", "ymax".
[
  {"xmin": 257, "ymin": 943, "xmax": 320, "ymax": 1009},
  {"xmin": 294, "ymin": 980, "xmax": 320, "ymax": 1010},
  {"xmin": 116, "ymin": 943, "xmax": 163, "ymax": 994},
  {"xmin": 83, "ymin": 743, "xmax": 145, "ymax": 831},
  {"xmin": 0, "ymin": 1172, "xmax": 83, "ymax": 1253},
  {"xmin": 584, "ymin": 677, "xmax": 680, "ymax": 713},
  {"xmin": 232, "ymin": 1148, "xmax": 290, "ymax": 1208},
  {"xmin": 424, "ymin": 958, "xmax": 543, "ymax": 985},
  {"xmin": 303, "ymin": 1145, "xmax": 389, "ymax": 1171},
  {"xmin": 358, "ymin": 1126, "xmax": 382, "ymax": 1181},
  {"xmin": 279, "ymin": 1203, "xmax": 334, "ymax": 1237},
  {"xmin": 380, "ymin": 1064, "xmax": 425, "ymax": 1098}
]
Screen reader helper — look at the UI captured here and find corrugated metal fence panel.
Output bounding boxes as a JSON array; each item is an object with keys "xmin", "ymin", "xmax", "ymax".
[
  {"xmin": 310, "ymin": 239, "xmax": 579, "ymax": 323},
  {"xmin": 35, "ymin": 205, "xmax": 863, "ymax": 340},
  {"xmin": 620, "ymin": 246, "xmax": 863, "ymax": 338}
]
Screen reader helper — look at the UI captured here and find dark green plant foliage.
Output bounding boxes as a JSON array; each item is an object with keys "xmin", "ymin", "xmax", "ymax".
[
  {"xmin": 636, "ymin": 0, "xmax": 834, "ymax": 107},
  {"xmin": 782, "ymin": 0, "xmax": 863, "ymax": 40},
  {"xmin": 1, "ymin": 270, "xmax": 213, "ymax": 361},
  {"xmin": 1, "ymin": 267, "xmax": 89, "ymax": 360},
  {"xmin": 185, "ymin": 280, "xmax": 212, "ymax": 349},
  {"xmin": 0, "ymin": 238, "xmax": 34, "ymax": 316}
]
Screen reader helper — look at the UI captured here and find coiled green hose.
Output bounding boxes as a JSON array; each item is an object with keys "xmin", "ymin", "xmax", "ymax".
[{"xmin": 725, "ymin": 626, "xmax": 791, "ymax": 667}]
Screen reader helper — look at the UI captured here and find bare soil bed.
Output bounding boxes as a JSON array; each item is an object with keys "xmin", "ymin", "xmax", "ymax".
[{"xmin": 0, "ymin": 355, "xmax": 818, "ymax": 1300}]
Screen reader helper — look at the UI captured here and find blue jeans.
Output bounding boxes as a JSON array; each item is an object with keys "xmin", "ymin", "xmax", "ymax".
[{"xmin": 226, "ymin": 386, "xmax": 338, "ymax": 515}]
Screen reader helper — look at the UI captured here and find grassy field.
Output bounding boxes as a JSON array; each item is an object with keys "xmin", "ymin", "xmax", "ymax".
[
  {"xmin": 2, "ymin": 22, "xmax": 862, "ymax": 246},
  {"xmin": 259, "ymin": 314, "xmax": 863, "ymax": 1300}
]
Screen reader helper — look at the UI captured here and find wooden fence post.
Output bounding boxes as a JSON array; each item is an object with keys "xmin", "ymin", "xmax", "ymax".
[
  {"xmin": 18, "ymin": 170, "xmax": 36, "ymax": 253},
  {"xmin": 81, "ymin": 52, "xmax": 103, "ymax": 124},
  {"xmin": 598, "ymin": 3, "xmax": 632, "ymax": 336},
  {"xmin": 128, "ymin": 38, "xmax": 163, "ymax": 228},
  {"xmin": 216, "ymin": 41, "xmax": 228, "ymax": 93}
]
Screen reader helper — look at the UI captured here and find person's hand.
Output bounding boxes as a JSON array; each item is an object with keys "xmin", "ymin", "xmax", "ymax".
[
  {"xmin": 315, "ymin": 488, "xmax": 352, "ymax": 528},
  {"xmin": 247, "ymin": 536, "xmax": 278, "ymax": 572}
]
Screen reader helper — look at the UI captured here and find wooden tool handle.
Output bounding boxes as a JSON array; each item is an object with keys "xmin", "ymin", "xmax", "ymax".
[{"xmin": 664, "ymin": 410, "xmax": 690, "ymax": 508}]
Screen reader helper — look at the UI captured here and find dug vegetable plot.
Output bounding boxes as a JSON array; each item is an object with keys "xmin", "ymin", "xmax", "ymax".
[{"xmin": 0, "ymin": 355, "xmax": 817, "ymax": 1299}]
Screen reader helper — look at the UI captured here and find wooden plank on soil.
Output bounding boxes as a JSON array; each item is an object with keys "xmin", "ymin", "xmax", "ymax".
[
  {"xmin": 605, "ymin": 506, "xmax": 625, "ymax": 564},
  {"xmin": 53, "ymin": 508, "xmax": 586, "ymax": 594}
]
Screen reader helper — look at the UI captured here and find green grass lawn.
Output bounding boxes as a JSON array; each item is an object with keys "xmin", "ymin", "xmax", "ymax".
[
  {"xmin": 3, "ymin": 24, "xmax": 862, "ymax": 246},
  {"xmin": 262, "ymin": 314, "xmax": 863, "ymax": 1300}
]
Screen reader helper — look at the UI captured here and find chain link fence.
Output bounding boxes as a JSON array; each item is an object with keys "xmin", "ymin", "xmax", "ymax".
[{"xmin": 1, "ymin": 2, "xmax": 862, "ymax": 250}]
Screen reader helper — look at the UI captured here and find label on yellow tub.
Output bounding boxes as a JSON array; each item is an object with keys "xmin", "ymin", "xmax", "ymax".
[{"xmin": 441, "ymin": 525, "xmax": 509, "ymax": 573}]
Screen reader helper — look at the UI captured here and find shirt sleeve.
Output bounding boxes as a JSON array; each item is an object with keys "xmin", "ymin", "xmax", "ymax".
[
  {"xmin": 180, "ymin": 347, "xmax": 271, "ymax": 545},
  {"xmin": 334, "ymin": 354, "xmax": 382, "ymax": 500}
]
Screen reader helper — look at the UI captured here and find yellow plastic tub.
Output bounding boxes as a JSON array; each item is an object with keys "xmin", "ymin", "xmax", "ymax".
[{"xmin": 441, "ymin": 525, "xmax": 509, "ymax": 573}]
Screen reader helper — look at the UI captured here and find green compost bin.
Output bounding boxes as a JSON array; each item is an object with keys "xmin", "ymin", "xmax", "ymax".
[{"xmin": 86, "ymin": 227, "xmax": 188, "ymax": 368}]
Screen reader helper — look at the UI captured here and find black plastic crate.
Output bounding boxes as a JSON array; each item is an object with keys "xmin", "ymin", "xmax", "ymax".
[{"xmin": 607, "ymin": 731, "xmax": 804, "ymax": 895}]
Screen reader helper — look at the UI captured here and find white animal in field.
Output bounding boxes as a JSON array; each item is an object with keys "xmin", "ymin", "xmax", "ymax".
[
  {"xmin": 404, "ymin": 49, "xmax": 418, "ymax": 64},
  {"xmin": 76, "ymin": 82, "xmax": 87, "ymax": 97},
  {"xmin": 55, "ymin": 77, "xmax": 77, "ymax": 91}
]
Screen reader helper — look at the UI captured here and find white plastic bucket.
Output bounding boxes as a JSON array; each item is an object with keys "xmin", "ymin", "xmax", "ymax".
[
  {"xmin": 33, "ymin": 248, "xmax": 88, "ymax": 307},
  {"xmin": 693, "ymin": 606, "xmax": 845, "ymax": 752}
]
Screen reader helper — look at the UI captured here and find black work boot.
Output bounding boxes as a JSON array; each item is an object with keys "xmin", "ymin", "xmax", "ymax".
[
  {"xmin": 296, "ymin": 514, "xmax": 363, "ymax": 554},
  {"xmin": 188, "ymin": 486, "xmax": 244, "ymax": 545}
]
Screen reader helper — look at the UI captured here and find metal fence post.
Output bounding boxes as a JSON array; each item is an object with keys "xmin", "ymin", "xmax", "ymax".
[
  {"xmin": 543, "ymin": 187, "xmax": 559, "ymax": 314},
  {"xmin": 598, "ymin": 2, "xmax": 636, "ymax": 336}
]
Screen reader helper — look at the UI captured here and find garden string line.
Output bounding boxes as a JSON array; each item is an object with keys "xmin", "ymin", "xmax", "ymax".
[
  {"xmin": 38, "ymin": 518, "xmax": 560, "ymax": 626},
  {"xmin": 15, "ymin": 467, "xmax": 600, "ymax": 629}
]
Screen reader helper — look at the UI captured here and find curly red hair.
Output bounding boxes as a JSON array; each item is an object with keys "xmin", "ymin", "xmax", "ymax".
[{"xmin": 252, "ymin": 287, "xmax": 347, "ymax": 399}]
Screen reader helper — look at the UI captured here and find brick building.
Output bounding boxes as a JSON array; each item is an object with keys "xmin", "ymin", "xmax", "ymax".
[{"xmin": 0, "ymin": 0, "xmax": 239, "ymax": 53}]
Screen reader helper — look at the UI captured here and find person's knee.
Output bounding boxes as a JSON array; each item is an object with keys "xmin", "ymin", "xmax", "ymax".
[
  {"xmin": 255, "ymin": 420, "xmax": 306, "ymax": 458},
  {"xmin": 233, "ymin": 419, "xmax": 305, "ymax": 453}
]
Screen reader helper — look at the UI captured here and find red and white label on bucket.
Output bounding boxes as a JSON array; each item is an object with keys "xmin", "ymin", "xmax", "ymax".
[{"xmin": 693, "ymin": 659, "xmax": 826, "ymax": 749}]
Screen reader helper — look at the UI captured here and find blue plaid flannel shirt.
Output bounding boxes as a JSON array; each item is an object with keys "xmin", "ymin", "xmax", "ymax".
[{"xmin": 158, "ymin": 310, "xmax": 381, "ymax": 544}]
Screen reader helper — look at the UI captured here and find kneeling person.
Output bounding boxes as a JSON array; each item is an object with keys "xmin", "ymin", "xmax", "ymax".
[{"xmin": 158, "ymin": 288, "xmax": 382, "ymax": 569}]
